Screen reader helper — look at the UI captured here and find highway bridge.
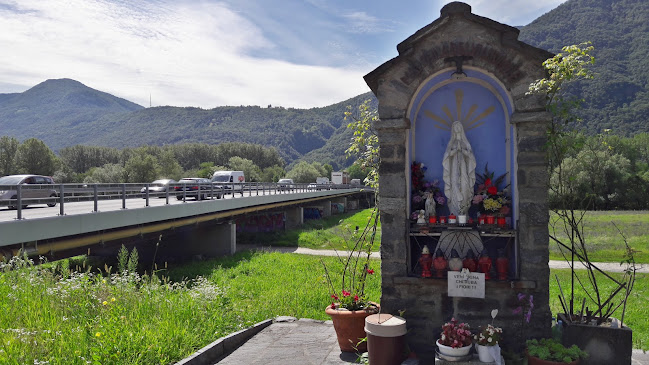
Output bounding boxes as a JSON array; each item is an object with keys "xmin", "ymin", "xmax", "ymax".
[{"xmin": 0, "ymin": 182, "xmax": 373, "ymax": 261}]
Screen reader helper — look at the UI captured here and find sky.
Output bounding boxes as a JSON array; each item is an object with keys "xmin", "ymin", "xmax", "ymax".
[{"xmin": 0, "ymin": 0, "xmax": 567, "ymax": 109}]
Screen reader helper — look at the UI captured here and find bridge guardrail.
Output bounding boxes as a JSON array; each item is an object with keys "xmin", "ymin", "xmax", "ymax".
[{"xmin": 0, "ymin": 182, "xmax": 364, "ymax": 220}]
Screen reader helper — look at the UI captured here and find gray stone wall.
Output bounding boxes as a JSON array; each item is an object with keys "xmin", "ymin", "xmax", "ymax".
[{"xmin": 365, "ymin": 2, "xmax": 553, "ymax": 360}]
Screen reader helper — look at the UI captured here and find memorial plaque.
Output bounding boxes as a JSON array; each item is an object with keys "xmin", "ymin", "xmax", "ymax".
[{"xmin": 448, "ymin": 269, "xmax": 485, "ymax": 298}]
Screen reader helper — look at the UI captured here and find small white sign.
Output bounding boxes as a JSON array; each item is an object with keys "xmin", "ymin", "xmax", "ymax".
[{"xmin": 448, "ymin": 269, "xmax": 485, "ymax": 298}]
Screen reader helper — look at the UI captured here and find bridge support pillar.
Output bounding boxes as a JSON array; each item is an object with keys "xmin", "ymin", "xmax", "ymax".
[
  {"xmin": 331, "ymin": 197, "xmax": 346, "ymax": 215},
  {"xmin": 285, "ymin": 207, "xmax": 304, "ymax": 230},
  {"xmin": 322, "ymin": 201, "xmax": 332, "ymax": 217},
  {"xmin": 174, "ymin": 221, "xmax": 236, "ymax": 258}
]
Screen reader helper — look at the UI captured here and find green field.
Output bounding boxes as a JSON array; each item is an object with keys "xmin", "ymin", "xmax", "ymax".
[
  {"xmin": 549, "ymin": 210, "xmax": 649, "ymax": 263},
  {"xmin": 239, "ymin": 208, "xmax": 381, "ymax": 251}
]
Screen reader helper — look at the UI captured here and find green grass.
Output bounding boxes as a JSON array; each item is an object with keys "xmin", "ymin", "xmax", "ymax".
[
  {"xmin": 0, "ymin": 252, "xmax": 381, "ymax": 364},
  {"xmin": 239, "ymin": 208, "xmax": 381, "ymax": 251},
  {"xmin": 549, "ymin": 210, "xmax": 649, "ymax": 263},
  {"xmin": 549, "ymin": 268, "xmax": 648, "ymax": 350}
]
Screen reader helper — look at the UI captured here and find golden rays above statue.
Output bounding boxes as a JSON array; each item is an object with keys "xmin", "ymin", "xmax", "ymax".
[{"xmin": 424, "ymin": 89, "xmax": 495, "ymax": 131}]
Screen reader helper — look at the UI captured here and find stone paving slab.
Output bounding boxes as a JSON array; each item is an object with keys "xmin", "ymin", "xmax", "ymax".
[{"xmin": 214, "ymin": 317, "xmax": 359, "ymax": 365}]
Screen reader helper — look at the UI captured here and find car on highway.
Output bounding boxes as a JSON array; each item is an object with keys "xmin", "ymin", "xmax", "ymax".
[
  {"xmin": 140, "ymin": 179, "xmax": 176, "ymax": 197},
  {"xmin": 0, "ymin": 174, "xmax": 58, "ymax": 209},
  {"xmin": 173, "ymin": 178, "xmax": 212, "ymax": 200},
  {"xmin": 277, "ymin": 178, "xmax": 295, "ymax": 192}
]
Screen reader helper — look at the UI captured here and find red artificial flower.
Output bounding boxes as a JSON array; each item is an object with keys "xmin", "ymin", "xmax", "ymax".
[
  {"xmin": 485, "ymin": 178, "xmax": 492, "ymax": 187},
  {"xmin": 366, "ymin": 269, "xmax": 375, "ymax": 274},
  {"xmin": 342, "ymin": 290, "xmax": 351, "ymax": 297},
  {"xmin": 487, "ymin": 186, "xmax": 498, "ymax": 195}
]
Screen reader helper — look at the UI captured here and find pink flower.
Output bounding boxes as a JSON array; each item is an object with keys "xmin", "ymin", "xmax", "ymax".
[{"xmin": 473, "ymin": 195, "xmax": 484, "ymax": 204}]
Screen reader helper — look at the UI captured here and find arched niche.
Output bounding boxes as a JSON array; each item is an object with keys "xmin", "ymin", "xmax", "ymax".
[{"xmin": 407, "ymin": 66, "xmax": 516, "ymax": 225}]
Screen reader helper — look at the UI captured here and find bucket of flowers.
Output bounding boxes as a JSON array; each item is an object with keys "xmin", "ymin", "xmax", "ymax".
[
  {"xmin": 474, "ymin": 309, "xmax": 503, "ymax": 363},
  {"xmin": 436, "ymin": 318, "xmax": 473, "ymax": 359}
]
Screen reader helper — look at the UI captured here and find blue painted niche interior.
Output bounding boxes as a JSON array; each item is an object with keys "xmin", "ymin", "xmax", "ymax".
[{"xmin": 408, "ymin": 68, "xmax": 515, "ymax": 221}]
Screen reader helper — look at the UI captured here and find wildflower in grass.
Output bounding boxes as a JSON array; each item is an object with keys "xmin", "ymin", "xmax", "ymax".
[
  {"xmin": 366, "ymin": 269, "xmax": 374, "ymax": 274},
  {"xmin": 95, "ymin": 332, "xmax": 101, "ymax": 338},
  {"xmin": 102, "ymin": 301, "xmax": 108, "ymax": 306},
  {"xmin": 111, "ymin": 297, "xmax": 116, "ymax": 302}
]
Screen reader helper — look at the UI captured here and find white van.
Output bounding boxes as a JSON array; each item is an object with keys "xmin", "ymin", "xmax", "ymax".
[{"xmin": 211, "ymin": 171, "xmax": 245, "ymax": 196}]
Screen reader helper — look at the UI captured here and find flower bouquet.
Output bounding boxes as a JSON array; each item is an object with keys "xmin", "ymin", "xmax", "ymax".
[
  {"xmin": 437, "ymin": 318, "xmax": 472, "ymax": 357},
  {"xmin": 474, "ymin": 309, "xmax": 504, "ymax": 364},
  {"xmin": 472, "ymin": 164, "xmax": 510, "ymax": 225},
  {"xmin": 411, "ymin": 161, "xmax": 445, "ymax": 220}
]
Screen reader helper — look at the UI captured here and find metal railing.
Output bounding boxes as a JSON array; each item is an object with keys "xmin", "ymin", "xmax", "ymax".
[{"xmin": 0, "ymin": 181, "xmax": 361, "ymax": 220}]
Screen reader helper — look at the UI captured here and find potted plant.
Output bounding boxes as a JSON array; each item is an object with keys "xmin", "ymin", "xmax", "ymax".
[
  {"xmin": 529, "ymin": 43, "xmax": 636, "ymax": 365},
  {"xmin": 436, "ymin": 318, "xmax": 472, "ymax": 357},
  {"xmin": 324, "ymin": 99, "xmax": 380, "ymax": 353},
  {"xmin": 473, "ymin": 309, "xmax": 502, "ymax": 363},
  {"xmin": 526, "ymin": 338, "xmax": 588, "ymax": 365},
  {"xmin": 322, "ymin": 209, "xmax": 380, "ymax": 352}
]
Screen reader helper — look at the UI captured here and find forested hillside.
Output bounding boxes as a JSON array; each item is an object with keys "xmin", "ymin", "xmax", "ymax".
[
  {"xmin": 0, "ymin": 79, "xmax": 373, "ymax": 169},
  {"xmin": 519, "ymin": 0, "xmax": 649, "ymax": 135}
]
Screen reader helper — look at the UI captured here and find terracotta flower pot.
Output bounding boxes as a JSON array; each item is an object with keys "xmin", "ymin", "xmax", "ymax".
[{"xmin": 326, "ymin": 303, "xmax": 379, "ymax": 352}]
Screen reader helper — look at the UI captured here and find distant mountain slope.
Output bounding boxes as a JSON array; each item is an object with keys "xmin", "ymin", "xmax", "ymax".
[
  {"xmin": 0, "ymin": 79, "xmax": 143, "ymax": 145},
  {"xmin": 519, "ymin": 0, "xmax": 649, "ymax": 135},
  {"xmin": 0, "ymin": 78, "xmax": 373, "ymax": 168}
]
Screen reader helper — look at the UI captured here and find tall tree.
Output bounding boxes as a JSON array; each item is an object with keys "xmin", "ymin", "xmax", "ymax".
[
  {"xmin": 124, "ymin": 152, "xmax": 160, "ymax": 183},
  {"xmin": 0, "ymin": 136, "xmax": 19, "ymax": 176},
  {"xmin": 14, "ymin": 138, "xmax": 59, "ymax": 176}
]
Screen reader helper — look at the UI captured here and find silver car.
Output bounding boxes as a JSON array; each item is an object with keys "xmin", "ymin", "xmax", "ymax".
[
  {"xmin": 141, "ymin": 179, "xmax": 176, "ymax": 197},
  {"xmin": 0, "ymin": 174, "xmax": 58, "ymax": 209}
]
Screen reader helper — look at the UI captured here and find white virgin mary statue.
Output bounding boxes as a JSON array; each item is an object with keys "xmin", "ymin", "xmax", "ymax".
[{"xmin": 442, "ymin": 121, "xmax": 476, "ymax": 215}]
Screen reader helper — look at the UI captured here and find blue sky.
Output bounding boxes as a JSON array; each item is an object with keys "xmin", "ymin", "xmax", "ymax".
[{"xmin": 0, "ymin": 0, "xmax": 566, "ymax": 109}]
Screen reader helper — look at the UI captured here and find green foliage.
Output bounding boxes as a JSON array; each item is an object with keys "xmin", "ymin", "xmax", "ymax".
[
  {"xmin": 344, "ymin": 99, "xmax": 379, "ymax": 189},
  {"xmin": 123, "ymin": 151, "xmax": 159, "ymax": 183},
  {"xmin": 0, "ymin": 136, "xmax": 19, "ymax": 176},
  {"xmin": 526, "ymin": 338, "xmax": 588, "ymax": 362},
  {"xmin": 260, "ymin": 165, "xmax": 286, "ymax": 183},
  {"xmin": 519, "ymin": 0, "xmax": 649, "ymax": 136},
  {"xmin": 286, "ymin": 161, "xmax": 321, "ymax": 183},
  {"xmin": 83, "ymin": 163, "xmax": 125, "ymax": 183},
  {"xmin": 227, "ymin": 156, "xmax": 261, "ymax": 182},
  {"xmin": 14, "ymin": 138, "xmax": 59, "ymax": 176}
]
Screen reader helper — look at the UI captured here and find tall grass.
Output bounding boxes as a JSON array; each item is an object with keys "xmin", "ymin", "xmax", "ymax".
[
  {"xmin": 0, "ymin": 252, "xmax": 381, "ymax": 364},
  {"xmin": 549, "ymin": 210, "xmax": 649, "ymax": 263}
]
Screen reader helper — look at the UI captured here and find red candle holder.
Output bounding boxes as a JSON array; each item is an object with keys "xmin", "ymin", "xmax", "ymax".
[
  {"xmin": 439, "ymin": 216, "xmax": 447, "ymax": 224},
  {"xmin": 429, "ymin": 216, "xmax": 437, "ymax": 224}
]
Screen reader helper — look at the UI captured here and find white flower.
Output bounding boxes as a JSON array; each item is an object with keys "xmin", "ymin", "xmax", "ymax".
[{"xmin": 488, "ymin": 337, "xmax": 493, "ymax": 343}]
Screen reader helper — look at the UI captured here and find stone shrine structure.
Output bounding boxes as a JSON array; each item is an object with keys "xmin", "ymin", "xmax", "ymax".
[{"xmin": 364, "ymin": 2, "xmax": 554, "ymax": 360}]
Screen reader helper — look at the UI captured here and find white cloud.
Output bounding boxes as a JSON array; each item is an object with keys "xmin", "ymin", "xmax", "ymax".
[
  {"xmin": 0, "ymin": 0, "xmax": 370, "ymax": 108},
  {"xmin": 342, "ymin": 11, "xmax": 395, "ymax": 34}
]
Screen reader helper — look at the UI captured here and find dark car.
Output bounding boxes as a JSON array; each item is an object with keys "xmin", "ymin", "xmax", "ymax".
[
  {"xmin": 141, "ymin": 179, "xmax": 176, "ymax": 197},
  {"xmin": 0, "ymin": 174, "xmax": 58, "ymax": 209},
  {"xmin": 174, "ymin": 178, "xmax": 212, "ymax": 200}
]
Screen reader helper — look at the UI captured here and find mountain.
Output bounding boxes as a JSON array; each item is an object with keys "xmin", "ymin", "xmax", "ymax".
[
  {"xmin": 0, "ymin": 78, "xmax": 374, "ymax": 169},
  {"xmin": 0, "ymin": 79, "xmax": 143, "ymax": 147},
  {"xmin": 519, "ymin": 0, "xmax": 649, "ymax": 135}
]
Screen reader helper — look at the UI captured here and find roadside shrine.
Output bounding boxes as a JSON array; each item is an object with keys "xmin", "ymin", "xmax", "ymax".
[{"xmin": 364, "ymin": 2, "xmax": 554, "ymax": 361}]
